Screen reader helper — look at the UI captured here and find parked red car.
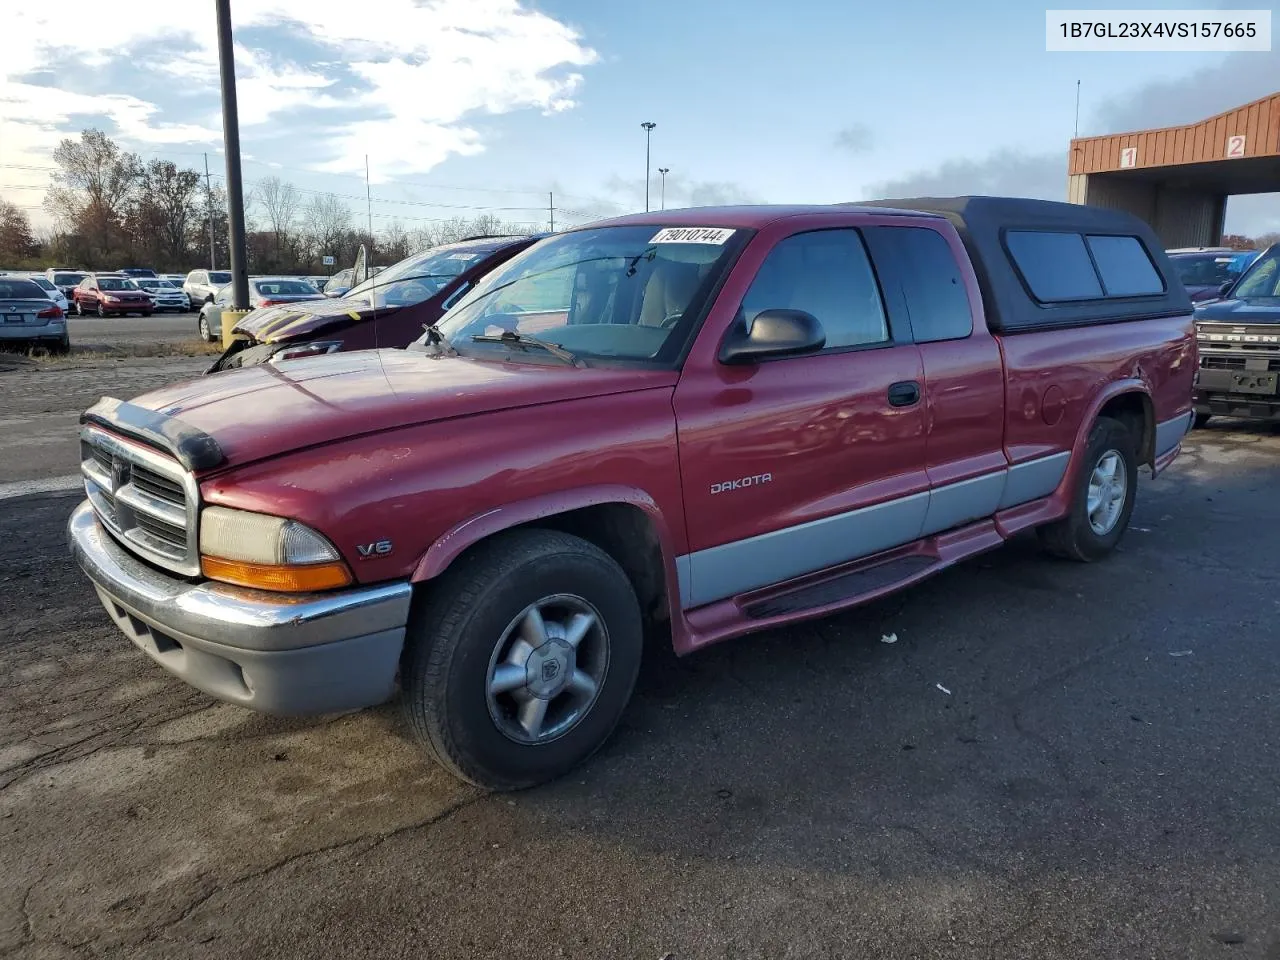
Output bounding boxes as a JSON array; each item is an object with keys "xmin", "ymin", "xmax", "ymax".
[
  {"xmin": 69, "ymin": 197, "xmax": 1194, "ymax": 790},
  {"xmin": 73, "ymin": 274, "xmax": 153, "ymax": 317}
]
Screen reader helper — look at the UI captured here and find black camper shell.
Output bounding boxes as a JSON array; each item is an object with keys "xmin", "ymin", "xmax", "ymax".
[{"xmin": 849, "ymin": 196, "xmax": 1192, "ymax": 334}]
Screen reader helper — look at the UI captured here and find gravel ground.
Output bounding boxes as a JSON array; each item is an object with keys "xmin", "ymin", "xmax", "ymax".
[{"xmin": 0, "ymin": 355, "xmax": 1277, "ymax": 959}]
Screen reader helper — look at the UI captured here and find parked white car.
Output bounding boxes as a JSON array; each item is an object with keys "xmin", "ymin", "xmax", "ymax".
[
  {"xmin": 23, "ymin": 274, "xmax": 70, "ymax": 315},
  {"xmin": 183, "ymin": 268, "xmax": 233, "ymax": 307},
  {"xmin": 133, "ymin": 277, "xmax": 190, "ymax": 312}
]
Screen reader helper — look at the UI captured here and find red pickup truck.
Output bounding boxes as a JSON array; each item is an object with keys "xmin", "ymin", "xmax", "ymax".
[{"xmin": 68, "ymin": 197, "xmax": 1195, "ymax": 790}]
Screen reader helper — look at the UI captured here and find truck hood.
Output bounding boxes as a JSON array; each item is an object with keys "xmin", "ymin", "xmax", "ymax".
[
  {"xmin": 232, "ymin": 295, "xmax": 396, "ymax": 343},
  {"xmin": 1194, "ymin": 296, "xmax": 1280, "ymax": 324},
  {"xmin": 129, "ymin": 348, "xmax": 677, "ymax": 471}
]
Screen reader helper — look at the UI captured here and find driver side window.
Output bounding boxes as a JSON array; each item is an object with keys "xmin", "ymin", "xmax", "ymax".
[{"xmin": 739, "ymin": 229, "xmax": 889, "ymax": 351}]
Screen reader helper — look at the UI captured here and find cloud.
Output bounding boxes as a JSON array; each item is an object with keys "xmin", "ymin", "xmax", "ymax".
[
  {"xmin": 587, "ymin": 174, "xmax": 762, "ymax": 217},
  {"xmin": 861, "ymin": 53, "xmax": 1280, "ymax": 237},
  {"xmin": 833, "ymin": 123, "xmax": 873, "ymax": 154},
  {"xmin": 1, "ymin": 0, "xmax": 597, "ymax": 218},
  {"xmin": 863, "ymin": 151, "xmax": 1066, "ymax": 201},
  {"xmin": 1090, "ymin": 48, "xmax": 1280, "ymax": 134}
]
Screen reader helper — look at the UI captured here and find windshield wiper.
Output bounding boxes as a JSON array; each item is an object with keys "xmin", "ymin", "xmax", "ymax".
[{"xmin": 471, "ymin": 330, "xmax": 583, "ymax": 367}]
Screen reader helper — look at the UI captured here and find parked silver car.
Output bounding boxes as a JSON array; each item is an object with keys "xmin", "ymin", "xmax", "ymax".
[
  {"xmin": 0, "ymin": 275, "xmax": 69, "ymax": 353},
  {"xmin": 183, "ymin": 268, "xmax": 233, "ymax": 307},
  {"xmin": 197, "ymin": 276, "xmax": 327, "ymax": 341}
]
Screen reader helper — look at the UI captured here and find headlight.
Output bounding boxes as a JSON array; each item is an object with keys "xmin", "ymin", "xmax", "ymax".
[
  {"xmin": 198, "ymin": 505, "xmax": 353, "ymax": 591},
  {"xmin": 103, "ymin": 295, "xmax": 119, "ymax": 303},
  {"xmin": 269, "ymin": 340, "xmax": 343, "ymax": 364}
]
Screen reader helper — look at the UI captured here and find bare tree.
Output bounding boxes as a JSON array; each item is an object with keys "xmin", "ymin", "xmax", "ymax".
[
  {"xmin": 254, "ymin": 176, "xmax": 301, "ymax": 252},
  {"xmin": 379, "ymin": 220, "xmax": 411, "ymax": 263},
  {"xmin": 304, "ymin": 194, "xmax": 352, "ymax": 263}
]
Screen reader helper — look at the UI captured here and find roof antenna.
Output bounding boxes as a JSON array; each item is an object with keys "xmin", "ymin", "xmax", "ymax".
[{"xmin": 1074, "ymin": 79, "xmax": 1081, "ymax": 138}]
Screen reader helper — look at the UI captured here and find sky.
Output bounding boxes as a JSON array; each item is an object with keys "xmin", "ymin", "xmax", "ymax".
[{"xmin": 3, "ymin": 0, "xmax": 1279, "ymax": 239}]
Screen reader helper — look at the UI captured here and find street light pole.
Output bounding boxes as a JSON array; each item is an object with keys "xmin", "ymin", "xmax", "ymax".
[
  {"xmin": 641, "ymin": 121, "xmax": 656, "ymax": 212},
  {"xmin": 658, "ymin": 168, "xmax": 669, "ymax": 210},
  {"xmin": 214, "ymin": 0, "xmax": 249, "ymax": 311}
]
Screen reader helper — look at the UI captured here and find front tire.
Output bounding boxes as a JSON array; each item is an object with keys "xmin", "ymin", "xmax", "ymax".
[
  {"xmin": 1038, "ymin": 416, "xmax": 1138, "ymax": 562},
  {"xmin": 96, "ymin": 303, "xmax": 105, "ymax": 318},
  {"xmin": 198, "ymin": 313, "xmax": 213, "ymax": 341},
  {"xmin": 400, "ymin": 529, "xmax": 643, "ymax": 791},
  {"xmin": 1193, "ymin": 412, "xmax": 1212, "ymax": 429}
]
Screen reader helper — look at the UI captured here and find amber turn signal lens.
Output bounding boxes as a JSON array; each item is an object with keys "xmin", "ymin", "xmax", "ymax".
[{"xmin": 201, "ymin": 555, "xmax": 353, "ymax": 592}]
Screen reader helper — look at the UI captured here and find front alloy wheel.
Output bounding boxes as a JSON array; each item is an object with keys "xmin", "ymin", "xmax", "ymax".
[
  {"xmin": 485, "ymin": 595, "xmax": 609, "ymax": 744},
  {"xmin": 400, "ymin": 528, "xmax": 643, "ymax": 790}
]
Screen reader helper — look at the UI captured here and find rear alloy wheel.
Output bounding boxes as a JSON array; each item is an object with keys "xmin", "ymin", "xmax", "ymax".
[
  {"xmin": 400, "ymin": 528, "xmax": 643, "ymax": 791},
  {"xmin": 1038, "ymin": 416, "xmax": 1138, "ymax": 562}
]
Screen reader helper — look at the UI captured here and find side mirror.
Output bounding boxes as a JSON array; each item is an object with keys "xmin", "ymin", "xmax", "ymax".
[
  {"xmin": 719, "ymin": 308, "xmax": 826, "ymax": 364},
  {"xmin": 1217, "ymin": 280, "xmax": 1235, "ymax": 298}
]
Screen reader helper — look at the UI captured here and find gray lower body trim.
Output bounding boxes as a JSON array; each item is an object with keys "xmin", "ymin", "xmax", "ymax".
[
  {"xmin": 1155, "ymin": 411, "xmax": 1192, "ymax": 456},
  {"xmin": 997, "ymin": 452, "xmax": 1070, "ymax": 510},
  {"xmin": 920, "ymin": 471, "xmax": 1005, "ymax": 537},
  {"xmin": 679, "ymin": 450, "xmax": 1072, "ymax": 609}
]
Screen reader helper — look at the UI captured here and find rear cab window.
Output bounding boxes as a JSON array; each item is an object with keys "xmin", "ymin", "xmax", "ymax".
[{"xmin": 1005, "ymin": 230, "xmax": 1164, "ymax": 302}]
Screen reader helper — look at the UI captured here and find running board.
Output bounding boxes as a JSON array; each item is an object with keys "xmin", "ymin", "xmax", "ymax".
[{"xmin": 741, "ymin": 553, "xmax": 938, "ymax": 619}]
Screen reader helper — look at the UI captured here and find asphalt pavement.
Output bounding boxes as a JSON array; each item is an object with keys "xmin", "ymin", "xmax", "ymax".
[
  {"xmin": 0, "ymin": 353, "xmax": 1277, "ymax": 959},
  {"xmin": 68, "ymin": 310, "xmax": 203, "ymax": 348}
]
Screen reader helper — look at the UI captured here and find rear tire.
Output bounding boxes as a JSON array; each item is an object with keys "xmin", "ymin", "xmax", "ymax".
[
  {"xmin": 400, "ymin": 529, "xmax": 643, "ymax": 791},
  {"xmin": 198, "ymin": 314, "xmax": 213, "ymax": 341},
  {"xmin": 1193, "ymin": 412, "xmax": 1212, "ymax": 429},
  {"xmin": 1038, "ymin": 416, "xmax": 1138, "ymax": 562}
]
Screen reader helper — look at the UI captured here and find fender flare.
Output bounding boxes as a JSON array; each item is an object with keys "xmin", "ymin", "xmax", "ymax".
[
  {"xmin": 410, "ymin": 484, "xmax": 684, "ymax": 593},
  {"xmin": 1064, "ymin": 378, "xmax": 1155, "ymax": 490}
]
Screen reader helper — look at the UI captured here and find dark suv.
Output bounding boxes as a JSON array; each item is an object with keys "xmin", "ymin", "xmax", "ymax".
[
  {"xmin": 1192, "ymin": 243, "xmax": 1280, "ymax": 425},
  {"xmin": 208, "ymin": 234, "xmax": 545, "ymax": 371}
]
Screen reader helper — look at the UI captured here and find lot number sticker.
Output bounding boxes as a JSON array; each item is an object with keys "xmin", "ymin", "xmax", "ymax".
[
  {"xmin": 650, "ymin": 227, "xmax": 736, "ymax": 244},
  {"xmin": 1119, "ymin": 147, "xmax": 1137, "ymax": 168},
  {"xmin": 1227, "ymin": 135, "xmax": 1246, "ymax": 158}
]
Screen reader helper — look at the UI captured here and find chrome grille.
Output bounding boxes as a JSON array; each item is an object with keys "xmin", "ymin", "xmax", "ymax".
[{"xmin": 80, "ymin": 425, "xmax": 201, "ymax": 576}]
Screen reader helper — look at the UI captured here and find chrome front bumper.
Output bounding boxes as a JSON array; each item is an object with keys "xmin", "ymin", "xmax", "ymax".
[{"xmin": 68, "ymin": 499, "xmax": 413, "ymax": 715}]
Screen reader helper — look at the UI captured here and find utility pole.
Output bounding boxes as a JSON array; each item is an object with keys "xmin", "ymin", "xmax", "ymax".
[
  {"xmin": 641, "ymin": 121, "xmax": 656, "ymax": 212},
  {"xmin": 658, "ymin": 168, "xmax": 669, "ymax": 211},
  {"xmin": 203, "ymin": 153, "xmax": 216, "ymax": 270},
  {"xmin": 1074, "ymin": 79, "xmax": 1081, "ymax": 139},
  {"xmin": 549, "ymin": 191, "xmax": 554, "ymax": 232},
  {"xmin": 215, "ymin": 0, "xmax": 249, "ymax": 310}
]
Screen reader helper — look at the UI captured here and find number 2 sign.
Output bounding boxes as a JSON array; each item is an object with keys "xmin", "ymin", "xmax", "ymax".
[{"xmin": 1227, "ymin": 135, "xmax": 1246, "ymax": 158}]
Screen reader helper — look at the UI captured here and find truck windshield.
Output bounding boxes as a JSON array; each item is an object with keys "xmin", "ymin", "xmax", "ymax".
[
  {"xmin": 433, "ymin": 225, "xmax": 748, "ymax": 366},
  {"xmin": 346, "ymin": 244, "xmax": 490, "ymax": 308},
  {"xmin": 1232, "ymin": 247, "xmax": 1280, "ymax": 300}
]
